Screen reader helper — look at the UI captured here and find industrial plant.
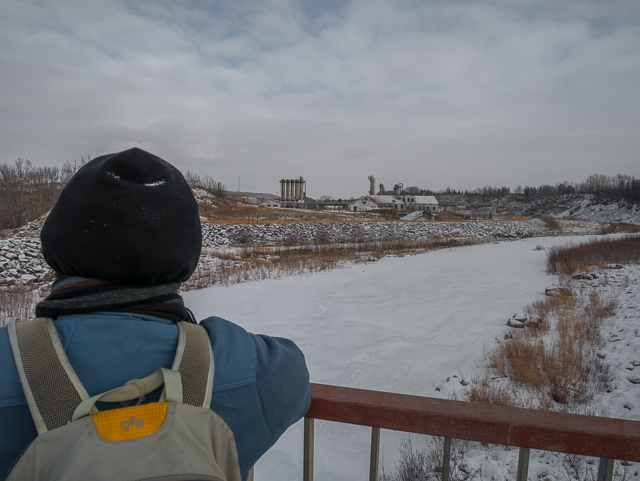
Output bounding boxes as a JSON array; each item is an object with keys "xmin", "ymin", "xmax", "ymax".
[
  {"xmin": 258, "ymin": 175, "xmax": 439, "ymax": 218},
  {"xmin": 279, "ymin": 177, "xmax": 307, "ymax": 207},
  {"xmin": 347, "ymin": 176, "xmax": 439, "ymax": 218}
]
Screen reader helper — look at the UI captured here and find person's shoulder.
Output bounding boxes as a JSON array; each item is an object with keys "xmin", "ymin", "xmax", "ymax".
[{"xmin": 200, "ymin": 317, "xmax": 258, "ymax": 391}]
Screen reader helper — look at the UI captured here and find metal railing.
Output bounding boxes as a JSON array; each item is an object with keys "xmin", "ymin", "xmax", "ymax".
[{"xmin": 303, "ymin": 383, "xmax": 640, "ymax": 481}]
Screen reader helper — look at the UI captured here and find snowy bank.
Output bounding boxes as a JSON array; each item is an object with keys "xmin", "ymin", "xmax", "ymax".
[{"xmin": 201, "ymin": 219, "xmax": 549, "ymax": 247}]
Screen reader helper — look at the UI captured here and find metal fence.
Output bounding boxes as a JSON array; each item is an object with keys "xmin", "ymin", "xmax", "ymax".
[{"xmin": 302, "ymin": 383, "xmax": 640, "ymax": 481}]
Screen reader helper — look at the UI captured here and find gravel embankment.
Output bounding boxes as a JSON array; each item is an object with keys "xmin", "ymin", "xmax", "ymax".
[
  {"xmin": 1, "ymin": 219, "xmax": 548, "ymax": 287},
  {"xmin": 201, "ymin": 219, "xmax": 549, "ymax": 247}
]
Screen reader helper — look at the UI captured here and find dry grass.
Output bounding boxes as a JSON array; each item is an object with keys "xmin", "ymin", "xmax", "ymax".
[
  {"xmin": 467, "ymin": 376, "xmax": 515, "ymax": 406},
  {"xmin": 380, "ymin": 436, "xmax": 479, "ymax": 481},
  {"xmin": 547, "ymin": 234, "xmax": 640, "ymax": 276},
  {"xmin": 539, "ymin": 216, "xmax": 561, "ymax": 230},
  {"xmin": 482, "ymin": 289, "xmax": 614, "ymax": 406},
  {"xmin": 597, "ymin": 223, "xmax": 640, "ymax": 235},
  {"xmin": 198, "ymin": 198, "xmax": 383, "ymax": 224},
  {"xmin": 183, "ymin": 237, "xmax": 482, "ymax": 291}
]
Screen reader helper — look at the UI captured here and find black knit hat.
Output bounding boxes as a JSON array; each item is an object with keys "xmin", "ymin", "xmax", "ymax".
[{"xmin": 41, "ymin": 148, "xmax": 202, "ymax": 284}]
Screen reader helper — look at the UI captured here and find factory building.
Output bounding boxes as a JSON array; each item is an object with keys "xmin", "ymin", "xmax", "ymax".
[{"xmin": 348, "ymin": 176, "xmax": 439, "ymax": 215}]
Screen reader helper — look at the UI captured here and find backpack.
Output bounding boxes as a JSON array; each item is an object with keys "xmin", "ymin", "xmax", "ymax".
[{"xmin": 6, "ymin": 317, "xmax": 242, "ymax": 481}]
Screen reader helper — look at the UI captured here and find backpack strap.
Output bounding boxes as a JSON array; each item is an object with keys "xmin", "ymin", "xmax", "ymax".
[
  {"xmin": 171, "ymin": 321, "xmax": 214, "ymax": 408},
  {"xmin": 7, "ymin": 318, "xmax": 90, "ymax": 435}
]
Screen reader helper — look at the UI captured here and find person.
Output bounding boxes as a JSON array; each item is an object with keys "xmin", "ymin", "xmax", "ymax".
[{"xmin": 0, "ymin": 147, "xmax": 311, "ymax": 480}]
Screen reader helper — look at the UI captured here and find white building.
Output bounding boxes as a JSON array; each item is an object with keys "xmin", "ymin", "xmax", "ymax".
[
  {"xmin": 347, "ymin": 197, "xmax": 379, "ymax": 212},
  {"xmin": 349, "ymin": 195, "xmax": 439, "ymax": 214}
]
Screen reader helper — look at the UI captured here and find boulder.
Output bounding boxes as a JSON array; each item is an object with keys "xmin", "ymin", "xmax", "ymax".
[
  {"xmin": 507, "ymin": 313, "xmax": 526, "ymax": 328},
  {"xmin": 572, "ymin": 272, "xmax": 599, "ymax": 280},
  {"xmin": 545, "ymin": 286, "xmax": 571, "ymax": 296}
]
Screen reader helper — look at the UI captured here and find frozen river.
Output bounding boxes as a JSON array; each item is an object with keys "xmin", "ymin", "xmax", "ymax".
[{"xmin": 184, "ymin": 235, "xmax": 591, "ymax": 480}]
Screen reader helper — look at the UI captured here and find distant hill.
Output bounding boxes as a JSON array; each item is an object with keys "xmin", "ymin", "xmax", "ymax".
[{"xmin": 437, "ymin": 193, "xmax": 640, "ymax": 224}]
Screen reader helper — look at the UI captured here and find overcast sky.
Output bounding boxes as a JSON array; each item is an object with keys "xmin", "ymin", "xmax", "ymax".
[{"xmin": 1, "ymin": 0, "xmax": 639, "ymax": 198}]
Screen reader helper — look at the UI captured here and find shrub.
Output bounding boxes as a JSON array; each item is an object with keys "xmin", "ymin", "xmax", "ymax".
[{"xmin": 547, "ymin": 235, "xmax": 640, "ymax": 276}]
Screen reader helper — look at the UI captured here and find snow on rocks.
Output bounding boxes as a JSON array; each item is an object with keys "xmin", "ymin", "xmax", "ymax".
[
  {"xmin": 200, "ymin": 219, "xmax": 549, "ymax": 247},
  {"xmin": 544, "ymin": 285, "xmax": 571, "ymax": 296},
  {"xmin": 592, "ymin": 265, "xmax": 640, "ymax": 420},
  {"xmin": 0, "ymin": 219, "xmax": 51, "ymax": 288},
  {"xmin": 573, "ymin": 271, "xmax": 599, "ymax": 280},
  {"xmin": 507, "ymin": 312, "xmax": 528, "ymax": 328}
]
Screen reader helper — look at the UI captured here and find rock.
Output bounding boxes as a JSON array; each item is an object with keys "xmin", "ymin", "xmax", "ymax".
[
  {"xmin": 507, "ymin": 312, "xmax": 531, "ymax": 328},
  {"xmin": 545, "ymin": 286, "xmax": 571, "ymax": 296},
  {"xmin": 572, "ymin": 272, "xmax": 599, "ymax": 280}
]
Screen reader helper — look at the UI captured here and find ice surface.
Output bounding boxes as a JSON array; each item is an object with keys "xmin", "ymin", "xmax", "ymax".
[{"xmin": 184, "ymin": 235, "xmax": 622, "ymax": 480}]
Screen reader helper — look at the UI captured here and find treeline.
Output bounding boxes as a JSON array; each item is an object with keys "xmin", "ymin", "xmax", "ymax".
[
  {"xmin": 0, "ymin": 157, "xmax": 88, "ymax": 231},
  {"xmin": 405, "ymin": 173, "xmax": 640, "ymax": 202},
  {"xmin": 184, "ymin": 171, "xmax": 226, "ymax": 196},
  {"xmin": 0, "ymin": 157, "xmax": 226, "ymax": 231}
]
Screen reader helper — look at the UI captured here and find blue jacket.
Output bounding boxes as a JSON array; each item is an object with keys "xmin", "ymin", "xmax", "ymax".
[{"xmin": 0, "ymin": 312, "xmax": 311, "ymax": 480}]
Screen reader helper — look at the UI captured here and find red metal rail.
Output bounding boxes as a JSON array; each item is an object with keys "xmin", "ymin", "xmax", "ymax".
[
  {"xmin": 307, "ymin": 383, "xmax": 640, "ymax": 462},
  {"xmin": 302, "ymin": 383, "xmax": 640, "ymax": 481}
]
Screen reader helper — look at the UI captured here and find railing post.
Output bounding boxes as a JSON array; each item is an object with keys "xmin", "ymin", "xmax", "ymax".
[
  {"xmin": 370, "ymin": 427, "xmax": 380, "ymax": 481},
  {"xmin": 597, "ymin": 458, "xmax": 614, "ymax": 481},
  {"xmin": 442, "ymin": 437, "xmax": 452, "ymax": 481},
  {"xmin": 516, "ymin": 447, "xmax": 530, "ymax": 481},
  {"xmin": 304, "ymin": 417, "xmax": 315, "ymax": 481}
]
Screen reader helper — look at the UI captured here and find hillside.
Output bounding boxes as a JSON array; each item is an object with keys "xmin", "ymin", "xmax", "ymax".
[{"xmin": 438, "ymin": 193, "xmax": 640, "ymax": 224}]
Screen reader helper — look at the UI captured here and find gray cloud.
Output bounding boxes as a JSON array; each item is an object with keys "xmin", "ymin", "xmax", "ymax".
[{"xmin": 1, "ymin": 0, "xmax": 639, "ymax": 197}]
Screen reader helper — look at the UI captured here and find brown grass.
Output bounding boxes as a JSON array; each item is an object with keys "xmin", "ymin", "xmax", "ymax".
[
  {"xmin": 182, "ymin": 237, "xmax": 482, "ymax": 291},
  {"xmin": 477, "ymin": 283, "xmax": 615, "ymax": 409},
  {"xmin": 597, "ymin": 223, "xmax": 640, "ymax": 235},
  {"xmin": 380, "ymin": 436, "xmax": 478, "ymax": 481},
  {"xmin": 198, "ymin": 198, "xmax": 384, "ymax": 224},
  {"xmin": 547, "ymin": 234, "xmax": 640, "ymax": 276},
  {"xmin": 466, "ymin": 376, "xmax": 515, "ymax": 406},
  {"xmin": 539, "ymin": 216, "xmax": 561, "ymax": 230}
]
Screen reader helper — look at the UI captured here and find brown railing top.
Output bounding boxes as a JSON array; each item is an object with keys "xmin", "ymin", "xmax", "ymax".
[{"xmin": 307, "ymin": 383, "xmax": 640, "ymax": 462}]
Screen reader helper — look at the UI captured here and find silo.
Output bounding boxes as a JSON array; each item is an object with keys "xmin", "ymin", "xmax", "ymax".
[{"xmin": 368, "ymin": 176, "xmax": 375, "ymax": 195}]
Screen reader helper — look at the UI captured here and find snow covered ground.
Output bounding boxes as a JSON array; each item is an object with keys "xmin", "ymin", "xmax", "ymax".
[{"xmin": 183, "ymin": 234, "xmax": 639, "ymax": 480}]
